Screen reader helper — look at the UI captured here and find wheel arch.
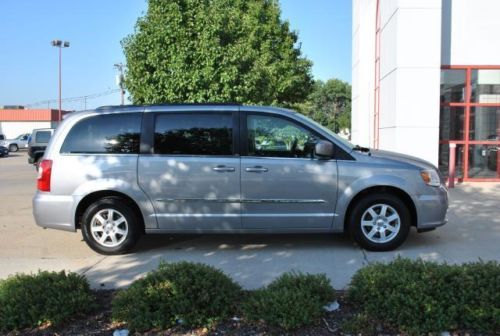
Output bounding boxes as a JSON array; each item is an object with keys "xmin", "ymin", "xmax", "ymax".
[
  {"xmin": 75, "ymin": 190, "xmax": 145, "ymax": 233},
  {"xmin": 343, "ymin": 185, "xmax": 417, "ymax": 232}
]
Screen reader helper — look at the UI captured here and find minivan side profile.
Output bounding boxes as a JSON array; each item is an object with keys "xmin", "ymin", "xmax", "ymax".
[{"xmin": 33, "ymin": 104, "xmax": 448, "ymax": 255}]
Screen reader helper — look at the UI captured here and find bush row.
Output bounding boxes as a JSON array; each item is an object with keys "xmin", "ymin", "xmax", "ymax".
[
  {"xmin": 348, "ymin": 257, "xmax": 500, "ymax": 334},
  {"xmin": 1, "ymin": 259, "xmax": 498, "ymax": 333}
]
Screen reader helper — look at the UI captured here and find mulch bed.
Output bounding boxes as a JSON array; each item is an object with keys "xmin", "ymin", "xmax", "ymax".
[{"xmin": 2, "ymin": 291, "xmax": 497, "ymax": 336}]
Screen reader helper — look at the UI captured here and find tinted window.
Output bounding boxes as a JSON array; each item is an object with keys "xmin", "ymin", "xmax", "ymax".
[
  {"xmin": 155, "ymin": 113, "xmax": 233, "ymax": 155},
  {"xmin": 247, "ymin": 114, "xmax": 319, "ymax": 158},
  {"xmin": 61, "ymin": 113, "xmax": 141, "ymax": 154},
  {"xmin": 35, "ymin": 131, "xmax": 52, "ymax": 144}
]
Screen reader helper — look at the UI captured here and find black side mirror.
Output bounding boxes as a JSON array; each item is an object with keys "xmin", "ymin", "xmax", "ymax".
[{"xmin": 315, "ymin": 140, "xmax": 334, "ymax": 159}]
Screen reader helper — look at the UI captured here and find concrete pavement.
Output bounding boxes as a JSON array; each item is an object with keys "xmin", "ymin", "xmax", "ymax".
[{"xmin": 0, "ymin": 153, "xmax": 498, "ymax": 290}]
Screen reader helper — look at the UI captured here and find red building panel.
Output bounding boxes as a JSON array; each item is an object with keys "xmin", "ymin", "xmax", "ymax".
[{"xmin": 0, "ymin": 109, "xmax": 68, "ymax": 122}]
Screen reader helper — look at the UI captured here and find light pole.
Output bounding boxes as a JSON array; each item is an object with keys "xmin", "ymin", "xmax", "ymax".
[
  {"xmin": 51, "ymin": 40, "xmax": 70, "ymax": 122},
  {"xmin": 114, "ymin": 63, "xmax": 125, "ymax": 105}
]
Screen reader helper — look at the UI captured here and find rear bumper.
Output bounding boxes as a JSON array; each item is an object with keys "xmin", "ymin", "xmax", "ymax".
[
  {"xmin": 414, "ymin": 185, "xmax": 449, "ymax": 229},
  {"xmin": 33, "ymin": 192, "xmax": 77, "ymax": 232}
]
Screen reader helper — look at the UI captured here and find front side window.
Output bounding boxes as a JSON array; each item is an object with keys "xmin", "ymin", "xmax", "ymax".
[
  {"xmin": 154, "ymin": 113, "xmax": 233, "ymax": 155},
  {"xmin": 61, "ymin": 113, "xmax": 141, "ymax": 154},
  {"xmin": 247, "ymin": 114, "xmax": 319, "ymax": 158}
]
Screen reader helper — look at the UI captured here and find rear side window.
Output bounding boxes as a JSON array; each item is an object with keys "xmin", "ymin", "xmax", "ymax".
[
  {"xmin": 35, "ymin": 131, "xmax": 52, "ymax": 144},
  {"xmin": 61, "ymin": 113, "xmax": 141, "ymax": 154},
  {"xmin": 154, "ymin": 113, "xmax": 233, "ymax": 155}
]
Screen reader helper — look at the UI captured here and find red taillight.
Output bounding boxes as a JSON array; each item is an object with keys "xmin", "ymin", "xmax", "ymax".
[{"xmin": 37, "ymin": 160, "xmax": 52, "ymax": 192}]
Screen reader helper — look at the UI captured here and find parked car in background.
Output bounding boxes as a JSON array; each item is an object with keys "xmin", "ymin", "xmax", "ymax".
[
  {"xmin": 0, "ymin": 133, "xmax": 30, "ymax": 152},
  {"xmin": 28, "ymin": 128, "xmax": 55, "ymax": 166},
  {"xmin": 0, "ymin": 145, "xmax": 8, "ymax": 157},
  {"xmin": 33, "ymin": 104, "xmax": 448, "ymax": 255},
  {"xmin": 0, "ymin": 134, "xmax": 5, "ymax": 141}
]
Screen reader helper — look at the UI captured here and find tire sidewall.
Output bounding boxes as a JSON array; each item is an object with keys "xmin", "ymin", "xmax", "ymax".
[
  {"xmin": 9, "ymin": 144, "xmax": 18, "ymax": 152},
  {"xmin": 350, "ymin": 193, "xmax": 411, "ymax": 251},
  {"xmin": 81, "ymin": 198, "xmax": 140, "ymax": 255}
]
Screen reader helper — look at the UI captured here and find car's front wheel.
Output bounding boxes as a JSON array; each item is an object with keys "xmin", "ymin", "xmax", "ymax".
[
  {"xmin": 8, "ymin": 144, "xmax": 18, "ymax": 152},
  {"xmin": 349, "ymin": 193, "xmax": 411, "ymax": 251},
  {"xmin": 81, "ymin": 197, "xmax": 141, "ymax": 255}
]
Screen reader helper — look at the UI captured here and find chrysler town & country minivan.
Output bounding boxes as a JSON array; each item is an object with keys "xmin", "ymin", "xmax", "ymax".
[{"xmin": 33, "ymin": 104, "xmax": 448, "ymax": 254}]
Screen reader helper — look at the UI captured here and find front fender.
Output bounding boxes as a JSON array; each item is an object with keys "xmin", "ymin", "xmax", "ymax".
[{"xmin": 333, "ymin": 168, "xmax": 419, "ymax": 231}]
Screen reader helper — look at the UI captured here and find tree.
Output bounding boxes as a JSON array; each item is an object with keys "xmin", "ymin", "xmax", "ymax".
[
  {"xmin": 122, "ymin": 0, "xmax": 313, "ymax": 105},
  {"xmin": 294, "ymin": 79, "xmax": 351, "ymax": 133}
]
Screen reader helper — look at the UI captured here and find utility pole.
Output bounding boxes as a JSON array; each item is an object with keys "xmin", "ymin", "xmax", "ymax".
[{"xmin": 114, "ymin": 63, "xmax": 125, "ymax": 105}]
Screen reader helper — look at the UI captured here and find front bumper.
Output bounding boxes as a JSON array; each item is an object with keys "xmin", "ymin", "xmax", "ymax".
[
  {"xmin": 414, "ymin": 185, "xmax": 449, "ymax": 229},
  {"xmin": 33, "ymin": 192, "xmax": 77, "ymax": 232}
]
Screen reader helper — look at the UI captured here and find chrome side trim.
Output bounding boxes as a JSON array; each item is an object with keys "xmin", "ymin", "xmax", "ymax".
[
  {"xmin": 242, "ymin": 199, "xmax": 326, "ymax": 204},
  {"xmin": 242, "ymin": 213, "xmax": 337, "ymax": 217},
  {"xmin": 152, "ymin": 213, "xmax": 240, "ymax": 218},
  {"xmin": 156, "ymin": 198, "xmax": 326, "ymax": 204},
  {"xmin": 151, "ymin": 213, "xmax": 337, "ymax": 218},
  {"xmin": 156, "ymin": 198, "xmax": 239, "ymax": 203}
]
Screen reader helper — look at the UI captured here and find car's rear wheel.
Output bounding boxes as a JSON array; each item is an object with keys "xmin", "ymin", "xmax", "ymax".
[
  {"xmin": 349, "ymin": 193, "xmax": 411, "ymax": 251},
  {"xmin": 9, "ymin": 144, "xmax": 18, "ymax": 152},
  {"xmin": 81, "ymin": 197, "xmax": 141, "ymax": 255}
]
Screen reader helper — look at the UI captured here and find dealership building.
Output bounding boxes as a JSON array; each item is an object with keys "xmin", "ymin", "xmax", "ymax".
[
  {"xmin": 352, "ymin": 0, "xmax": 500, "ymax": 181},
  {"xmin": 0, "ymin": 108, "xmax": 63, "ymax": 139}
]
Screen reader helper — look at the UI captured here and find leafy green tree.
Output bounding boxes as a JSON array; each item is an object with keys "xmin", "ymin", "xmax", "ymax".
[
  {"xmin": 122, "ymin": 0, "xmax": 313, "ymax": 105},
  {"xmin": 294, "ymin": 79, "xmax": 351, "ymax": 133}
]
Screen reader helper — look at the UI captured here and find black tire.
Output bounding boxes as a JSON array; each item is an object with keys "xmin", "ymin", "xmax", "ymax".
[
  {"xmin": 81, "ymin": 197, "xmax": 141, "ymax": 255},
  {"xmin": 9, "ymin": 144, "xmax": 18, "ymax": 152},
  {"xmin": 349, "ymin": 193, "xmax": 411, "ymax": 251}
]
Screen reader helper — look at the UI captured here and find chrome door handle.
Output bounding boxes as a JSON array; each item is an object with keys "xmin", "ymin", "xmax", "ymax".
[
  {"xmin": 212, "ymin": 166, "xmax": 235, "ymax": 172},
  {"xmin": 245, "ymin": 166, "xmax": 268, "ymax": 173}
]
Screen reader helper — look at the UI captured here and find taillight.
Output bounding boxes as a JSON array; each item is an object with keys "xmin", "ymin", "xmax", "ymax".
[{"xmin": 37, "ymin": 160, "xmax": 52, "ymax": 192}]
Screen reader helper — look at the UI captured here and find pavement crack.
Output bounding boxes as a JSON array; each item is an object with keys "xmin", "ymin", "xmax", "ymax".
[
  {"xmin": 361, "ymin": 248, "xmax": 370, "ymax": 265},
  {"xmin": 80, "ymin": 256, "xmax": 107, "ymax": 275}
]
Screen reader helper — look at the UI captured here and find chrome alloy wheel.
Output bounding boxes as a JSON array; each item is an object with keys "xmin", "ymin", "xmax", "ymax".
[
  {"xmin": 90, "ymin": 209, "xmax": 128, "ymax": 247},
  {"xmin": 361, "ymin": 204, "xmax": 401, "ymax": 244}
]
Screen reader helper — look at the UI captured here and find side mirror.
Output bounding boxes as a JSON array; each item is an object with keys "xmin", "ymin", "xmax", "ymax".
[{"xmin": 315, "ymin": 140, "xmax": 334, "ymax": 159}]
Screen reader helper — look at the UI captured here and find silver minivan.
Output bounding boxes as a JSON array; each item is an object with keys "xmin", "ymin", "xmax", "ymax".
[{"xmin": 33, "ymin": 104, "xmax": 448, "ymax": 255}]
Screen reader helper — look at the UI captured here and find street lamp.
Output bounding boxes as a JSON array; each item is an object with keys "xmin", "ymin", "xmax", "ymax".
[{"xmin": 51, "ymin": 39, "xmax": 70, "ymax": 122}]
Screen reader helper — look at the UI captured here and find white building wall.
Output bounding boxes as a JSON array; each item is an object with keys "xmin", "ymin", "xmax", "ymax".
[
  {"xmin": 442, "ymin": 0, "xmax": 500, "ymax": 65},
  {"xmin": 351, "ymin": 0, "xmax": 377, "ymax": 147},
  {"xmin": 0, "ymin": 122, "xmax": 52, "ymax": 139},
  {"xmin": 352, "ymin": 0, "xmax": 442, "ymax": 165}
]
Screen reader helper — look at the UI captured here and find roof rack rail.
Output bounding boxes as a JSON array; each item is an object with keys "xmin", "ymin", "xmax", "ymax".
[{"xmin": 95, "ymin": 102, "xmax": 242, "ymax": 110}]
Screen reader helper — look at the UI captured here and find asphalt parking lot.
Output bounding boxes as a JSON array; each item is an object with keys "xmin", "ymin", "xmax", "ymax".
[{"xmin": 0, "ymin": 152, "xmax": 499, "ymax": 290}]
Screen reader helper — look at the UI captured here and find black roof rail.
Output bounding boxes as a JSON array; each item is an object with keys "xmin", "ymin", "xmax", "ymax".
[{"xmin": 95, "ymin": 102, "xmax": 243, "ymax": 111}]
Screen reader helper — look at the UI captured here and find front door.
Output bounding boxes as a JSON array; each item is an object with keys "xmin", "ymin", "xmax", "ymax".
[
  {"xmin": 241, "ymin": 113, "xmax": 338, "ymax": 229},
  {"xmin": 138, "ymin": 111, "xmax": 241, "ymax": 230}
]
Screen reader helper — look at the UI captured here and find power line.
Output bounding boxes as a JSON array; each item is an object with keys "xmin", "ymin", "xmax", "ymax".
[{"xmin": 25, "ymin": 89, "xmax": 121, "ymax": 109}]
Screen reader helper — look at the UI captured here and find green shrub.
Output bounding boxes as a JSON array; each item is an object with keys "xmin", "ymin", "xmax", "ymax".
[
  {"xmin": 112, "ymin": 261, "xmax": 242, "ymax": 331},
  {"xmin": 0, "ymin": 270, "xmax": 95, "ymax": 331},
  {"xmin": 242, "ymin": 271, "xmax": 335, "ymax": 330},
  {"xmin": 348, "ymin": 258, "xmax": 500, "ymax": 334}
]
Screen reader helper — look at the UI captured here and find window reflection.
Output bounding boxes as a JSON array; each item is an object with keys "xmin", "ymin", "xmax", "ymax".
[
  {"xmin": 440, "ymin": 70, "xmax": 466, "ymax": 103},
  {"xmin": 471, "ymin": 70, "xmax": 500, "ymax": 104}
]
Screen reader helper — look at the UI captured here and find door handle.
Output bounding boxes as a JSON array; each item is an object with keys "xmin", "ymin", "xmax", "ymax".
[
  {"xmin": 245, "ymin": 166, "xmax": 268, "ymax": 173},
  {"xmin": 212, "ymin": 165, "xmax": 235, "ymax": 172}
]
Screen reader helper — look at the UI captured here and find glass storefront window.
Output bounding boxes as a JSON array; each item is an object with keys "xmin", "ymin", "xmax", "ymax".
[
  {"xmin": 468, "ymin": 144, "xmax": 499, "ymax": 178},
  {"xmin": 471, "ymin": 69, "xmax": 500, "ymax": 104},
  {"xmin": 440, "ymin": 70, "xmax": 466, "ymax": 103},
  {"xmin": 438, "ymin": 144, "xmax": 464, "ymax": 178},
  {"xmin": 439, "ymin": 106, "xmax": 464, "ymax": 140},
  {"xmin": 469, "ymin": 107, "xmax": 500, "ymax": 141}
]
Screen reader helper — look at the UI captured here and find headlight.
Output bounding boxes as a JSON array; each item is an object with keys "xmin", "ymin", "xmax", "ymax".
[{"xmin": 420, "ymin": 169, "xmax": 441, "ymax": 187}]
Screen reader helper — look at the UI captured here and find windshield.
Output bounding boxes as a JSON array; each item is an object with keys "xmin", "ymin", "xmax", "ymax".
[{"xmin": 294, "ymin": 113, "xmax": 355, "ymax": 149}]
